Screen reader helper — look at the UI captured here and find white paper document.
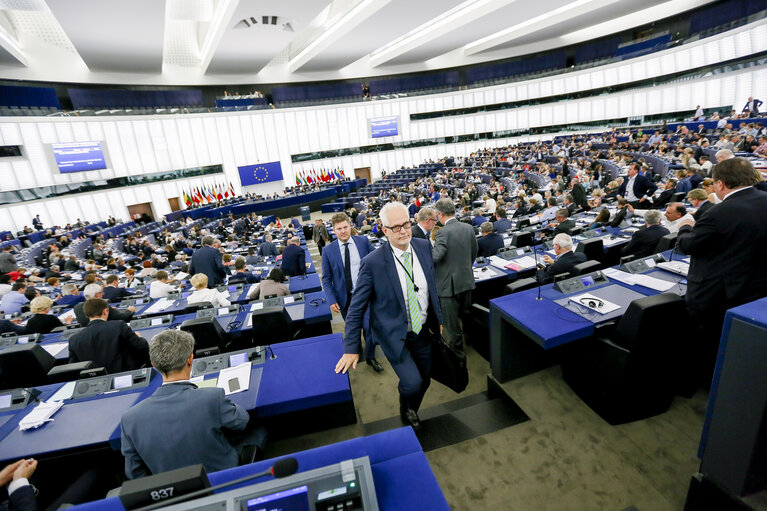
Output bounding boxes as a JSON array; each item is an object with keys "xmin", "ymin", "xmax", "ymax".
[
  {"xmin": 41, "ymin": 342, "xmax": 68, "ymax": 358},
  {"xmin": 173, "ymin": 272, "xmax": 189, "ymax": 281},
  {"xmin": 49, "ymin": 381, "xmax": 76, "ymax": 402},
  {"xmin": 630, "ymin": 274, "xmax": 676, "ymax": 292},
  {"xmin": 487, "ymin": 255, "xmax": 511, "ymax": 270},
  {"xmin": 602, "ymin": 268, "xmax": 637, "ymax": 285},
  {"xmin": 19, "ymin": 400, "xmax": 63, "ymax": 430},
  {"xmin": 569, "ymin": 293, "xmax": 621, "ymax": 315},
  {"xmin": 246, "ymin": 284, "xmax": 258, "ymax": 298},
  {"xmin": 657, "ymin": 261, "xmax": 689, "ymax": 277},
  {"xmin": 283, "ymin": 296, "xmax": 295, "ymax": 304},
  {"xmin": 217, "ymin": 363, "xmax": 251, "ymax": 395},
  {"xmin": 58, "ymin": 309, "xmax": 76, "ymax": 323},
  {"xmin": 510, "ymin": 256, "xmax": 538, "ymax": 269},
  {"xmin": 473, "ymin": 268, "xmax": 496, "ymax": 281},
  {"xmin": 219, "ymin": 290, "xmax": 230, "ymax": 299},
  {"xmin": 250, "ymin": 302, "xmax": 264, "ymax": 312}
]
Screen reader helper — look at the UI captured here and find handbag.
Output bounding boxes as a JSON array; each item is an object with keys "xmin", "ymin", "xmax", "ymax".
[{"xmin": 430, "ymin": 333, "xmax": 469, "ymax": 393}]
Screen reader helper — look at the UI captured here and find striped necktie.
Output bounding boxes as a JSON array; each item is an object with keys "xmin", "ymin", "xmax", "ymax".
[{"xmin": 401, "ymin": 251, "xmax": 422, "ymax": 334}]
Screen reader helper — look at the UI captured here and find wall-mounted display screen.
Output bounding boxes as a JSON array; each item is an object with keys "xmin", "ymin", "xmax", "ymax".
[
  {"xmin": 369, "ymin": 116, "xmax": 399, "ymax": 138},
  {"xmin": 50, "ymin": 142, "xmax": 107, "ymax": 173}
]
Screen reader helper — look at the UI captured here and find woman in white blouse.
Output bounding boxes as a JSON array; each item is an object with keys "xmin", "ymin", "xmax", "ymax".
[
  {"xmin": 187, "ymin": 273, "xmax": 231, "ymax": 307},
  {"xmin": 149, "ymin": 270, "xmax": 177, "ymax": 299}
]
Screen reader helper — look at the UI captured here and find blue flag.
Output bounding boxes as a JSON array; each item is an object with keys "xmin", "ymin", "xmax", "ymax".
[{"xmin": 237, "ymin": 161, "xmax": 284, "ymax": 186}]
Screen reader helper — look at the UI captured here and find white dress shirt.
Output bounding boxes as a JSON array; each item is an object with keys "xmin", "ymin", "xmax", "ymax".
[
  {"xmin": 663, "ymin": 213, "xmax": 695, "ymax": 234},
  {"xmin": 149, "ymin": 280, "xmax": 176, "ymax": 299},
  {"xmin": 187, "ymin": 287, "xmax": 231, "ymax": 308},
  {"xmin": 624, "ymin": 175, "xmax": 639, "ymax": 201},
  {"xmin": 339, "ymin": 239, "xmax": 361, "ymax": 291},
  {"xmin": 390, "ymin": 243, "xmax": 429, "ymax": 331}
]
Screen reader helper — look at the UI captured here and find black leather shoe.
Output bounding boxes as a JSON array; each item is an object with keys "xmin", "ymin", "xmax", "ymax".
[
  {"xmin": 366, "ymin": 358, "xmax": 384, "ymax": 372},
  {"xmin": 400, "ymin": 409, "xmax": 421, "ymax": 431}
]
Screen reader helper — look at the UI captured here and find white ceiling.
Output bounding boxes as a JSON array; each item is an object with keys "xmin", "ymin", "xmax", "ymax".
[{"xmin": 0, "ymin": 0, "xmax": 718, "ymax": 85}]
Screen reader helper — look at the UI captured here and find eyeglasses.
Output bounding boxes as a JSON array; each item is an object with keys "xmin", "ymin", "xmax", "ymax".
[{"xmin": 384, "ymin": 221, "xmax": 412, "ymax": 233}]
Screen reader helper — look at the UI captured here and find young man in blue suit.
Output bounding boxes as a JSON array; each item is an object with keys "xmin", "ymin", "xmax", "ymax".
[
  {"xmin": 189, "ymin": 235, "xmax": 227, "ymax": 288},
  {"xmin": 336, "ymin": 202, "xmax": 443, "ymax": 430},
  {"xmin": 121, "ymin": 329, "xmax": 265, "ymax": 479},
  {"xmin": 320, "ymin": 213, "xmax": 381, "ymax": 371}
]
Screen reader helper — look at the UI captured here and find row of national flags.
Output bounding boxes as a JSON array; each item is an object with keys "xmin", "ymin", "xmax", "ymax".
[
  {"xmin": 182, "ymin": 182, "xmax": 236, "ymax": 206},
  {"xmin": 295, "ymin": 168, "xmax": 345, "ymax": 186}
]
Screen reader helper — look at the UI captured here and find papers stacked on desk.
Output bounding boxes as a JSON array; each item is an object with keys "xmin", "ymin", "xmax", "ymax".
[
  {"xmin": 41, "ymin": 342, "xmax": 68, "ymax": 358},
  {"xmin": 487, "ymin": 255, "xmax": 512, "ymax": 271},
  {"xmin": 657, "ymin": 261, "xmax": 689, "ymax": 276},
  {"xmin": 505, "ymin": 255, "xmax": 538, "ymax": 271},
  {"xmin": 603, "ymin": 268, "xmax": 676, "ymax": 291},
  {"xmin": 217, "ymin": 363, "xmax": 251, "ymax": 395},
  {"xmin": 19, "ymin": 400, "xmax": 63, "ymax": 430},
  {"xmin": 473, "ymin": 267, "xmax": 496, "ymax": 281},
  {"xmin": 142, "ymin": 298, "xmax": 175, "ymax": 315},
  {"xmin": 173, "ymin": 271, "xmax": 189, "ymax": 281}
]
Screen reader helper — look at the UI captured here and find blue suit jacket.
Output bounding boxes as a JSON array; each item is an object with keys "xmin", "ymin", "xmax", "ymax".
[
  {"xmin": 120, "ymin": 382, "xmax": 249, "ymax": 479},
  {"xmin": 280, "ymin": 244, "xmax": 306, "ymax": 276},
  {"xmin": 343, "ymin": 239, "xmax": 442, "ymax": 362},
  {"xmin": 321, "ymin": 235, "xmax": 375, "ymax": 310},
  {"xmin": 189, "ymin": 245, "xmax": 227, "ymax": 287}
]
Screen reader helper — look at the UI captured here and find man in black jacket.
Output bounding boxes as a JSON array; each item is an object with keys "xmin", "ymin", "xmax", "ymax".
[
  {"xmin": 189, "ymin": 236, "xmax": 227, "ymax": 288},
  {"xmin": 620, "ymin": 209, "xmax": 669, "ymax": 259},
  {"xmin": 73, "ymin": 284, "xmax": 134, "ymax": 327},
  {"xmin": 0, "ymin": 458, "xmax": 37, "ymax": 511},
  {"xmin": 102, "ymin": 275, "xmax": 134, "ymax": 303},
  {"xmin": 69, "ymin": 298, "xmax": 149, "ymax": 374},
  {"xmin": 570, "ymin": 179, "xmax": 589, "ymax": 211},
  {"xmin": 280, "ymin": 237, "xmax": 306, "ymax": 277},
  {"xmin": 618, "ymin": 162, "xmax": 658, "ymax": 208},
  {"xmin": 477, "ymin": 222, "xmax": 505, "ymax": 257},
  {"xmin": 539, "ymin": 234, "xmax": 587, "ymax": 284},
  {"xmin": 551, "ymin": 209, "xmax": 576, "ymax": 236}
]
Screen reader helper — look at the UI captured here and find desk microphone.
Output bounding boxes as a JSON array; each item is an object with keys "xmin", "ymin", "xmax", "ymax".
[
  {"xmin": 23, "ymin": 387, "xmax": 42, "ymax": 403},
  {"xmin": 533, "ymin": 244, "xmax": 543, "ymax": 301}
]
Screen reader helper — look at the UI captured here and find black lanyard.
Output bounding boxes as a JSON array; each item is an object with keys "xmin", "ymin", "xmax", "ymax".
[{"xmin": 391, "ymin": 244, "xmax": 419, "ymax": 292}]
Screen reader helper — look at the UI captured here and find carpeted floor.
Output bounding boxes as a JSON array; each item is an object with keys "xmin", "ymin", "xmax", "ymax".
[{"xmin": 264, "ymin": 213, "xmax": 708, "ymax": 510}]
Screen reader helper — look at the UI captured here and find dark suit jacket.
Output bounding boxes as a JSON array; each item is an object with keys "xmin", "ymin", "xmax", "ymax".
[
  {"xmin": 553, "ymin": 219, "xmax": 576, "ymax": 236},
  {"xmin": 120, "ymin": 382, "xmax": 248, "ymax": 479},
  {"xmin": 0, "ymin": 319, "xmax": 28, "ymax": 335},
  {"xmin": 621, "ymin": 224, "xmax": 670, "ymax": 259},
  {"xmin": 227, "ymin": 272, "xmax": 260, "ymax": 285},
  {"xmin": 571, "ymin": 182, "xmax": 589, "ymax": 209},
  {"xmin": 102, "ymin": 285, "xmax": 132, "ymax": 303},
  {"xmin": 618, "ymin": 174, "xmax": 658, "ymax": 200},
  {"xmin": 410, "ymin": 224, "xmax": 428, "ymax": 240},
  {"xmin": 471, "ymin": 215, "xmax": 486, "ymax": 227},
  {"xmin": 432, "ymin": 218, "xmax": 478, "ymax": 297},
  {"xmin": 68, "ymin": 319, "xmax": 149, "ymax": 374},
  {"xmin": 344, "ymin": 239, "xmax": 443, "ymax": 362},
  {"xmin": 258, "ymin": 241, "xmax": 279, "ymax": 258},
  {"xmin": 73, "ymin": 302, "xmax": 134, "ymax": 327},
  {"xmin": 693, "ymin": 200, "xmax": 714, "ymax": 221},
  {"xmin": 320, "ymin": 235, "xmax": 375, "ymax": 310},
  {"xmin": 477, "ymin": 233, "xmax": 505, "ymax": 257},
  {"xmin": 678, "ymin": 187, "xmax": 767, "ymax": 312},
  {"xmin": 280, "ymin": 244, "xmax": 306, "ymax": 276},
  {"xmin": 541, "ymin": 251, "xmax": 587, "ymax": 283},
  {"xmin": 653, "ymin": 189, "xmax": 675, "ymax": 209},
  {"xmin": 1, "ymin": 484, "xmax": 36, "ymax": 511},
  {"xmin": 189, "ymin": 245, "xmax": 227, "ymax": 287}
]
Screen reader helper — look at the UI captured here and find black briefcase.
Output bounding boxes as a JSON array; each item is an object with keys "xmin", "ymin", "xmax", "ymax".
[{"xmin": 430, "ymin": 334, "xmax": 468, "ymax": 393}]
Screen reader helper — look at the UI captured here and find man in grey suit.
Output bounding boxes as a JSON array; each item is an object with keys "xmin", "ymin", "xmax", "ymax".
[
  {"xmin": 120, "ymin": 330, "xmax": 266, "ymax": 479},
  {"xmin": 432, "ymin": 198, "xmax": 478, "ymax": 350},
  {"xmin": 0, "ymin": 247, "xmax": 18, "ymax": 274}
]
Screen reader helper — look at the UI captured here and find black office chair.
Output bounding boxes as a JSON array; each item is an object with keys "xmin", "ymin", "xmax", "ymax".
[
  {"xmin": 180, "ymin": 317, "xmax": 229, "ymax": 354},
  {"xmin": 575, "ymin": 238, "xmax": 603, "ymax": 266},
  {"xmin": 0, "ymin": 344, "xmax": 87, "ymax": 390},
  {"xmin": 510, "ymin": 231, "xmax": 533, "ymax": 248},
  {"xmin": 516, "ymin": 218, "xmax": 531, "ymax": 229},
  {"xmin": 184, "ymin": 301, "xmax": 214, "ymax": 314},
  {"xmin": 655, "ymin": 232, "xmax": 678, "ymax": 253},
  {"xmin": 504, "ymin": 278, "xmax": 538, "ymax": 295},
  {"xmin": 561, "ymin": 293, "xmax": 687, "ymax": 425},
  {"xmin": 571, "ymin": 260, "xmax": 601, "ymax": 276},
  {"xmin": 251, "ymin": 307, "xmax": 294, "ymax": 345},
  {"xmin": 570, "ymin": 226, "xmax": 584, "ymax": 236}
]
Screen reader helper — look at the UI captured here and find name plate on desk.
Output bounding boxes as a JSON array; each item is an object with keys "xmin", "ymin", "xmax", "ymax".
[
  {"xmin": 0, "ymin": 388, "xmax": 35, "ymax": 412},
  {"xmin": 196, "ymin": 305, "xmax": 239, "ymax": 319},
  {"xmin": 191, "ymin": 347, "xmax": 265, "ymax": 377},
  {"xmin": 72, "ymin": 368, "xmax": 155, "ymax": 400},
  {"xmin": 130, "ymin": 315, "xmax": 174, "ymax": 330},
  {"xmin": 620, "ymin": 254, "xmax": 666, "ymax": 274},
  {"xmin": 0, "ymin": 333, "xmax": 41, "ymax": 347},
  {"xmin": 553, "ymin": 271, "xmax": 609, "ymax": 294}
]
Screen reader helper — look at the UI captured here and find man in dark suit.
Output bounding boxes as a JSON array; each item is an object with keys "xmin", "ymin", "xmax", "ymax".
[
  {"xmin": 432, "ymin": 198, "xmax": 478, "ymax": 350},
  {"xmin": 227, "ymin": 257, "xmax": 260, "ymax": 285},
  {"xmin": 336, "ymin": 202, "xmax": 443, "ymax": 430},
  {"xmin": 620, "ymin": 209, "xmax": 669, "ymax": 259},
  {"xmin": 321, "ymin": 213, "xmax": 380, "ymax": 371},
  {"xmin": 492, "ymin": 208, "xmax": 512, "ymax": 232},
  {"xmin": 743, "ymin": 97, "xmax": 762, "ymax": 117},
  {"xmin": 102, "ymin": 274, "xmax": 133, "ymax": 303},
  {"xmin": 551, "ymin": 209, "xmax": 575, "ymax": 236},
  {"xmin": 471, "ymin": 209, "xmax": 486, "ymax": 227},
  {"xmin": 687, "ymin": 189, "xmax": 714, "ymax": 221},
  {"xmin": 410, "ymin": 207, "xmax": 436, "ymax": 240},
  {"xmin": 618, "ymin": 162, "xmax": 658, "ymax": 208},
  {"xmin": 69, "ymin": 298, "xmax": 148, "ymax": 374},
  {"xmin": 189, "ymin": 235, "xmax": 226, "ymax": 288},
  {"xmin": 652, "ymin": 180, "xmax": 677, "ymax": 210},
  {"xmin": 73, "ymin": 284, "xmax": 134, "ymax": 327},
  {"xmin": 258, "ymin": 234, "xmax": 279, "ymax": 258},
  {"xmin": 677, "ymin": 158, "xmax": 767, "ymax": 379},
  {"xmin": 570, "ymin": 179, "xmax": 589, "ymax": 211},
  {"xmin": 539, "ymin": 234, "xmax": 587, "ymax": 284},
  {"xmin": 477, "ymin": 222, "xmax": 504, "ymax": 257},
  {"xmin": 280, "ymin": 237, "xmax": 306, "ymax": 276},
  {"xmin": 121, "ymin": 330, "xmax": 264, "ymax": 479}
]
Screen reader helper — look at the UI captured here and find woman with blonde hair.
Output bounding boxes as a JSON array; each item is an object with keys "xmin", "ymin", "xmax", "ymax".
[
  {"xmin": 187, "ymin": 273, "xmax": 231, "ymax": 307},
  {"xmin": 27, "ymin": 296, "xmax": 72, "ymax": 333}
]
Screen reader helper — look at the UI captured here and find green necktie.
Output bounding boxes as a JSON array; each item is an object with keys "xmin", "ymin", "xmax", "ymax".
[{"xmin": 401, "ymin": 251, "xmax": 422, "ymax": 334}]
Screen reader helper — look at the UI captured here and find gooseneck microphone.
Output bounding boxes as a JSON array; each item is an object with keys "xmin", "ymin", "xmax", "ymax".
[{"xmin": 135, "ymin": 457, "xmax": 299, "ymax": 511}]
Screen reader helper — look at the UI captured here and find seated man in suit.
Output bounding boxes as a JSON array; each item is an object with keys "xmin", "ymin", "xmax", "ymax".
[
  {"xmin": 101, "ymin": 275, "xmax": 134, "ymax": 303},
  {"xmin": 121, "ymin": 329, "xmax": 265, "ymax": 479},
  {"xmin": 492, "ymin": 208, "xmax": 512, "ymax": 232},
  {"xmin": 477, "ymin": 222, "xmax": 505, "ymax": 257},
  {"xmin": 411, "ymin": 207, "xmax": 437, "ymax": 240},
  {"xmin": 539, "ymin": 234, "xmax": 587, "ymax": 284},
  {"xmin": 471, "ymin": 209, "xmax": 486, "ymax": 227},
  {"xmin": 228, "ymin": 257, "xmax": 260, "ymax": 285},
  {"xmin": 69, "ymin": 298, "xmax": 148, "ymax": 374},
  {"xmin": 73, "ymin": 283, "xmax": 135, "ymax": 327},
  {"xmin": 663, "ymin": 202, "xmax": 695, "ymax": 234},
  {"xmin": 258, "ymin": 234, "xmax": 279, "ymax": 258},
  {"xmin": 280, "ymin": 237, "xmax": 306, "ymax": 277},
  {"xmin": 652, "ymin": 179, "xmax": 677, "ymax": 210},
  {"xmin": 551, "ymin": 209, "xmax": 576, "ymax": 236},
  {"xmin": 620, "ymin": 209, "xmax": 670, "ymax": 259}
]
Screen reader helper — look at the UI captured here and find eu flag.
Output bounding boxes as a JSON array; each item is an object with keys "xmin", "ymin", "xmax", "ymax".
[{"xmin": 237, "ymin": 161, "xmax": 284, "ymax": 186}]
